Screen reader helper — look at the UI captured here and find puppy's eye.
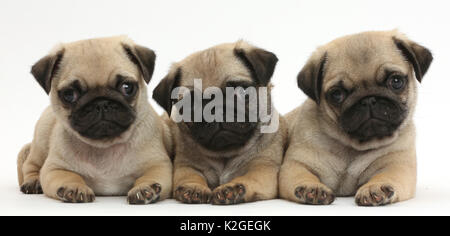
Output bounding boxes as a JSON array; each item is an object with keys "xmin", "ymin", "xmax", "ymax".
[
  {"xmin": 119, "ymin": 82, "xmax": 137, "ymax": 97},
  {"xmin": 60, "ymin": 89, "xmax": 79, "ymax": 104},
  {"xmin": 234, "ymin": 87, "xmax": 249, "ymax": 98},
  {"xmin": 387, "ymin": 75, "xmax": 406, "ymax": 91},
  {"xmin": 328, "ymin": 88, "xmax": 347, "ymax": 104}
]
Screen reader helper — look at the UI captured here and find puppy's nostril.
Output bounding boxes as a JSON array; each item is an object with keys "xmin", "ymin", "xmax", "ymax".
[
  {"xmin": 103, "ymin": 104, "xmax": 110, "ymax": 112},
  {"xmin": 361, "ymin": 97, "xmax": 377, "ymax": 107},
  {"xmin": 94, "ymin": 101, "xmax": 114, "ymax": 113}
]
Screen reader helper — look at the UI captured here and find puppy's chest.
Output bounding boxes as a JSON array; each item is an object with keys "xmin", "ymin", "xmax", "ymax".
[
  {"xmin": 316, "ymin": 149, "xmax": 381, "ymax": 196},
  {"xmin": 67, "ymin": 146, "xmax": 146, "ymax": 195},
  {"xmin": 202, "ymin": 155, "xmax": 251, "ymax": 189}
]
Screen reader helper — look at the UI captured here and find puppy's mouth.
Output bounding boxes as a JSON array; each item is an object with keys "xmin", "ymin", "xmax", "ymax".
[
  {"xmin": 186, "ymin": 122, "xmax": 258, "ymax": 152},
  {"xmin": 82, "ymin": 120, "xmax": 131, "ymax": 140},
  {"xmin": 340, "ymin": 96, "xmax": 407, "ymax": 143},
  {"xmin": 347, "ymin": 118, "xmax": 399, "ymax": 142},
  {"xmin": 70, "ymin": 98, "xmax": 136, "ymax": 140}
]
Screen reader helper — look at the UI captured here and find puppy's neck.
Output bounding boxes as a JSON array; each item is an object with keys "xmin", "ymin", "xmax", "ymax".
[{"xmin": 63, "ymin": 128, "xmax": 132, "ymax": 158}]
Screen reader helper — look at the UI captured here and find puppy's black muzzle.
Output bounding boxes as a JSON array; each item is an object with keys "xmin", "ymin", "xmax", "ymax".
[
  {"xmin": 187, "ymin": 121, "xmax": 258, "ymax": 151},
  {"xmin": 70, "ymin": 98, "xmax": 136, "ymax": 140},
  {"xmin": 181, "ymin": 93, "xmax": 259, "ymax": 152},
  {"xmin": 340, "ymin": 96, "xmax": 407, "ymax": 142}
]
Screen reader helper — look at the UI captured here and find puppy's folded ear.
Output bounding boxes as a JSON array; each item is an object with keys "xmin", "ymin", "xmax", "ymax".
[
  {"xmin": 297, "ymin": 52, "xmax": 327, "ymax": 104},
  {"xmin": 123, "ymin": 44, "xmax": 156, "ymax": 84},
  {"xmin": 152, "ymin": 68, "xmax": 181, "ymax": 116},
  {"xmin": 393, "ymin": 37, "xmax": 433, "ymax": 82},
  {"xmin": 31, "ymin": 50, "xmax": 64, "ymax": 94},
  {"xmin": 234, "ymin": 47, "xmax": 278, "ymax": 86}
]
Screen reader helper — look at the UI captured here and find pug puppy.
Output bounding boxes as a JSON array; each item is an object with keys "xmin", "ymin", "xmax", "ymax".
[
  {"xmin": 279, "ymin": 30, "xmax": 433, "ymax": 206},
  {"xmin": 153, "ymin": 41, "xmax": 287, "ymax": 205},
  {"xmin": 17, "ymin": 36, "xmax": 173, "ymax": 204}
]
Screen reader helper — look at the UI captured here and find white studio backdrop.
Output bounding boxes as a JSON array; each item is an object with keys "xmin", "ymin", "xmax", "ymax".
[{"xmin": 0, "ymin": 0, "xmax": 449, "ymax": 215}]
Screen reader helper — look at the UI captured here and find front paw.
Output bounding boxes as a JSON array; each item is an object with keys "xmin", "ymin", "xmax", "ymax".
[
  {"xmin": 21, "ymin": 178, "xmax": 43, "ymax": 194},
  {"xmin": 212, "ymin": 183, "xmax": 246, "ymax": 205},
  {"xmin": 127, "ymin": 183, "xmax": 162, "ymax": 205},
  {"xmin": 174, "ymin": 183, "xmax": 212, "ymax": 204},
  {"xmin": 294, "ymin": 183, "xmax": 335, "ymax": 205},
  {"xmin": 355, "ymin": 183, "xmax": 396, "ymax": 207},
  {"xmin": 56, "ymin": 184, "xmax": 95, "ymax": 203}
]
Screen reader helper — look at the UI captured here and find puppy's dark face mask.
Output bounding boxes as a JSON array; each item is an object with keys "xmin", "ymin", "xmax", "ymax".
[
  {"xmin": 328, "ymin": 77, "xmax": 409, "ymax": 143},
  {"xmin": 59, "ymin": 79, "xmax": 138, "ymax": 140},
  {"xmin": 177, "ymin": 86, "xmax": 261, "ymax": 152}
]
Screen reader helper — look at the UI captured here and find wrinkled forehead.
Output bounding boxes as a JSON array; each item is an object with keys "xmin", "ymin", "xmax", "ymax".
[
  {"xmin": 323, "ymin": 34, "xmax": 410, "ymax": 89},
  {"xmin": 177, "ymin": 46, "xmax": 253, "ymax": 89},
  {"xmin": 58, "ymin": 39, "xmax": 139, "ymax": 88}
]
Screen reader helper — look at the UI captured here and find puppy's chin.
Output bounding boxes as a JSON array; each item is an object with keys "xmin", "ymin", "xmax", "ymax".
[
  {"xmin": 67, "ymin": 122, "xmax": 137, "ymax": 149},
  {"xmin": 346, "ymin": 119, "xmax": 399, "ymax": 142},
  {"xmin": 182, "ymin": 121, "xmax": 258, "ymax": 153},
  {"xmin": 200, "ymin": 129, "xmax": 255, "ymax": 152}
]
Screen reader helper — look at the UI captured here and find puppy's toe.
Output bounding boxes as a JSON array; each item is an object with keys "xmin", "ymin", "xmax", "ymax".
[
  {"xmin": 21, "ymin": 179, "xmax": 43, "ymax": 194},
  {"xmin": 127, "ymin": 183, "xmax": 162, "ymax": 205},
  {"xmin": 56, "ymin": 184, "xmax": 95, "ymax": 203},
  {"xmin": 355, "ymin": 183, "xmax": 396, "ymax": 207},
  {"xmin": 294, "ymin": 183, "xmax": 335, "ymax": 205},
  {"xmin": 212, "ymin": 183, "xmax": 246, "ymax": 205},
  {"xmin": 174, "ymin": 184, "xmax": 212, "ymax": 204}
]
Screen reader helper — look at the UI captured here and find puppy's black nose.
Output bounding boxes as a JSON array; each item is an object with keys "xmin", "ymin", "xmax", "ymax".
[
  {"xmin": 95, "ymin": 100, "xmax": 115, "ymax": 113},
  {"xmin": 360, "ymin": 96, "xmax": 377, "ymax": 107}
]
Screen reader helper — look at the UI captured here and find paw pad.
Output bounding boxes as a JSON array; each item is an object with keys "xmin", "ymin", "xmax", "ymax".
[{"xmin": 212, "ymin": 184, "xmax": 246, "ymax": 205}]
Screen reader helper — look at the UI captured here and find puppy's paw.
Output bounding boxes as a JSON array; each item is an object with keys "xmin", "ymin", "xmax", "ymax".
[
  {"xmin": 174, "ymin": 184, "xmax": 212, "ymax": 204},
  {"xmin": 127, "ymin": 183, "xmax": 162, "ymax": 205},
  {"xmin": 20, "ymin": 178, "xmax": 43, "ymax": 194},
  {"xmin": 355, "ymin": 183, "xmax": 396, "ymax": 207},
  {"xmin": 294, "ymin": 183, "xmax": 335, "ymax": 205},
  {"xmin": 56, "ymin": 184, "xmax": 95, "ymax": 203},
  {"xmin": 212, "ymin": 183, "xmax": 246, "ymax": 205}
]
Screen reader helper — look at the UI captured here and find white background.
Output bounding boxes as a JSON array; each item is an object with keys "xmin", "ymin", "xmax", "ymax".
[{"xmin": 0, "ymin": 0, "xmax": 449, "ymax": 216}]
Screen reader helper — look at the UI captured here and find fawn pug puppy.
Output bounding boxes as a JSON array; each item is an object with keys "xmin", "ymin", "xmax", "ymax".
[
  {"xmin": 279, "ymin": 30, "xmax": 433, "ymax": 206},
  {"xmin": 153, "ymin": 41, "xmax": 287, "ymax": 205},
  {"xmin": 17, "ymin": 36, "xmax": 173, "ymax": 204}
]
